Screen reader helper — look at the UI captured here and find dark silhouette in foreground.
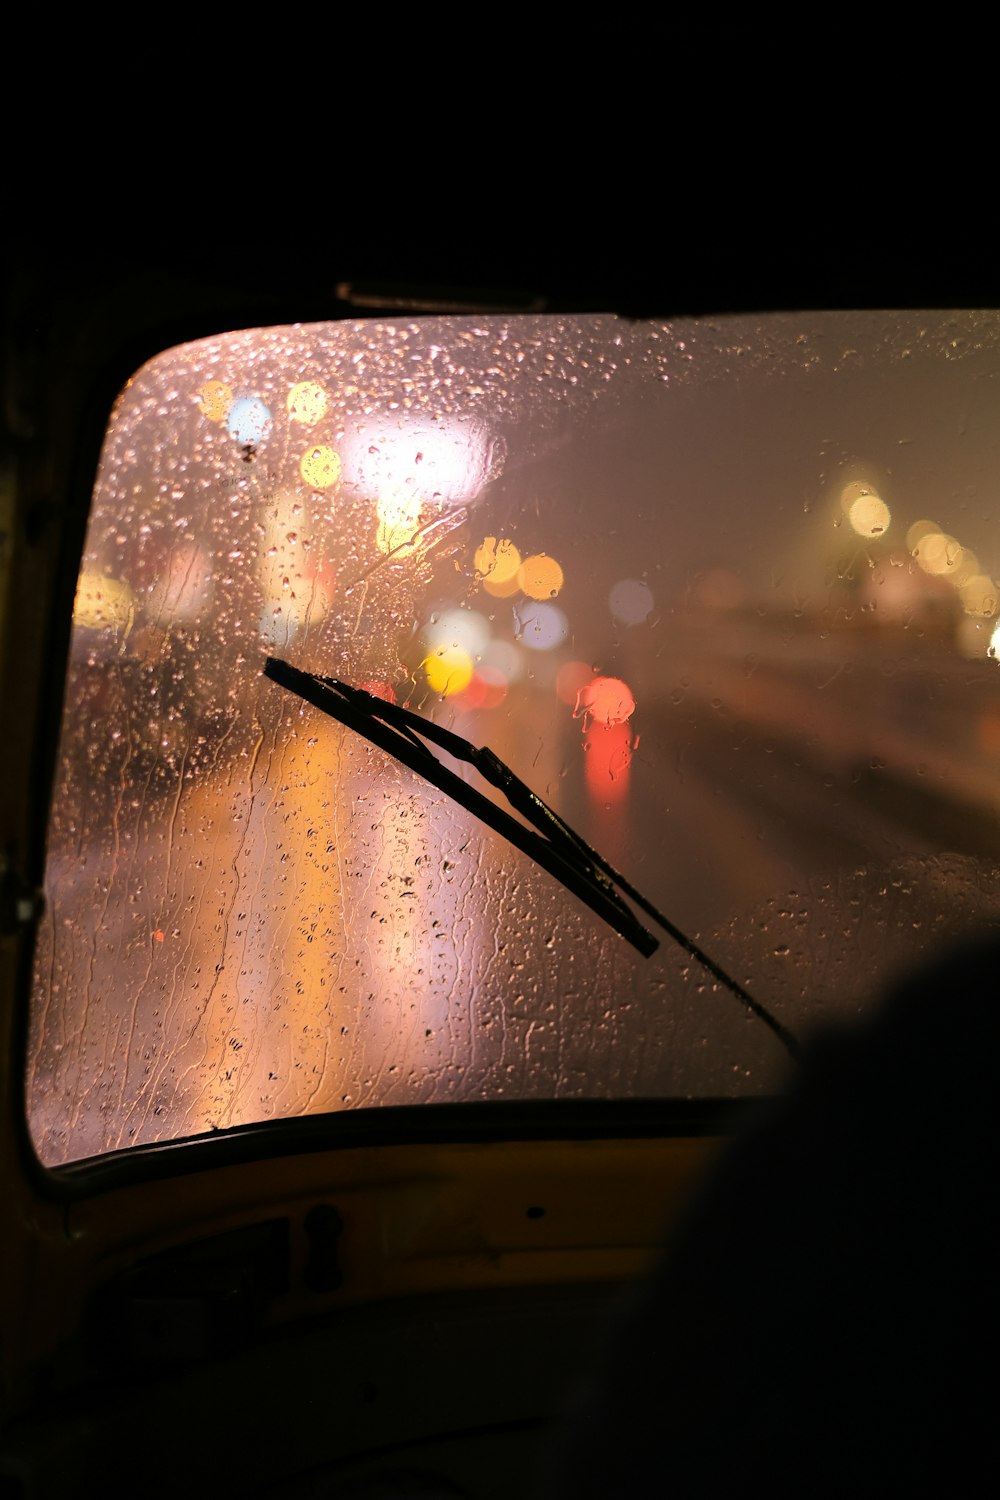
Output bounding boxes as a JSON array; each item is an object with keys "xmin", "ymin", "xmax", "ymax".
[{"xmin": 540, "ymin": 938, "xmax": 999, "ymax": 1497}]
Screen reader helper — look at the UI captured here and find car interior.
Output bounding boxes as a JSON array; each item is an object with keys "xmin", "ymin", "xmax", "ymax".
[{"xmin": 2, "ymin": 233, "xmax": 998, "ymax": 1496}]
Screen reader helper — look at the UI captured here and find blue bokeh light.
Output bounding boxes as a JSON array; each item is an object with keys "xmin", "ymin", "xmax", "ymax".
[{"xmin": 227, "ymin": 396, "xmax": 273, "ymax": 445}]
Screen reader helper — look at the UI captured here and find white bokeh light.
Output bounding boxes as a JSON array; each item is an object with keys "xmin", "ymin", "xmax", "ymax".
[
  {"xmin": 513, "ymin": 600, "xmax": 569, "ymax": 650},
  {"xmin": 339, "ymin": 415, "xmax": 500, "ymax": 507}
]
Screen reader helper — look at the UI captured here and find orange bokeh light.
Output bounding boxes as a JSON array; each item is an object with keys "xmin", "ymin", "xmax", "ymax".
[
  {"xmin": 518, "ymin": 553, "xmax": 564, "ymax": 599},
  {"xmin": 475, "ymin": 537, "xmax": 522, "ymax": 597},
  {"xmin": 198, "ymin": 380, "xmax": 233, "ymax": 421}
]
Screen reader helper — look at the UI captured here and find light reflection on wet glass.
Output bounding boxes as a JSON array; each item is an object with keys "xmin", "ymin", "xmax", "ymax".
[{"xmin": 31, "ymin": 312, "xmax": 1000, "ymax": 1163}]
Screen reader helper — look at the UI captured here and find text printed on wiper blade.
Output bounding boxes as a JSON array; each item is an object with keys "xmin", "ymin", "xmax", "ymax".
[{"xmin": 265, "ymin": 659, "xmax": 799, "ymax": 1061}]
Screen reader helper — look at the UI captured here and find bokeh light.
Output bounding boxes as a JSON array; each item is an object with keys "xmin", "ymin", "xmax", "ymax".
[
  {"xmin": 424, "ymin": 607, "xmax": 491, "ymax": 659},
  {"xmin": 513, "ymin": 600, "xmax": 568, "ymax": 650},
  {"xmin": 339, "ymin": 416, "xmax": 496, "ymax": 506},
  {"xmin": 574, "ymin": 675, "xmax": 636, "ymax": 728},
  {"xmin": 954, "ymin": 547, "xmax": 979, "ymax": 581},
  {"xmin": 475, "ymin": 536, "xmax": 522, "ymax": 598},
  {"xmin": 958, "ymin": 573, "xmax": 999, "ymax": 616},
  {"xmin": 913, "ymin": 530, "xmax": 963, "ymax": 576},
  {"xmin": 848, "ymin": 492, "xmax": 891, "ymax": 538},
  {"xmin": 901, "ymin": 519, "xmax": 998, "ymax": 618},
  {"xmin": 286, "ymin": 381, "xmax": 329, "ymax": 426},
  {"xmin": 518, "ymin": 553, "xmax": 564, "ymax": 599},
  {"xmin": 227, "ymin": 396, "xmax": 272, "ymax": 445},
  {"xmin": 73, "ymin": 572, "xmax": 135, "ymax": 632},
  {"xmin": 424, "ymin": 645, "xmax": 475, "ymax": 696},
  {"xmin": 609, "ymin": 578, "xmax": 654, "ymax": 625},
  {"xmin": 840, "ymin": 478, "xmax": 881, "ymax": 511},
  {"xmin": 198, "ymin": 381, "xmax": 233, "ymax": 422},
  {"xmin": 300, "ymin": 445, "xmax": 342, "ymax": 490},
  {"xmin": 906, "ymin": 519, "xmax": 940, "ymax": 551}
]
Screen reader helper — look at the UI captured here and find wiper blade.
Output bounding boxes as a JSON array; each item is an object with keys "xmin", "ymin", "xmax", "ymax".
[
  {"xmin": 266, "ymin": 657, "xmax": 658, "ymax": 953},
  {"xmin": 264, "ymin": 657, "xmax": 799, "ymax": 1061}
]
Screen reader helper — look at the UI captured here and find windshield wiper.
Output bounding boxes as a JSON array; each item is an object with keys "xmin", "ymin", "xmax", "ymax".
[{"xmin": 264, "ymin": 657, "xmax": 799, "ymax": 1060}]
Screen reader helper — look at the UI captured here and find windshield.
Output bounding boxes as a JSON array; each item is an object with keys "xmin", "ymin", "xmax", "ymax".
[{"xmin": 28, "ymin": 311, "xmax": 1000, "ymax": 1164}]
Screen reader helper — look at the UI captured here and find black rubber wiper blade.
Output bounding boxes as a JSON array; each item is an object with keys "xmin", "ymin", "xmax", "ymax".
[
  {"xmin": 265, "ymin": 656, "xmax": 656, "ymax": 955},
  {"xmin": 264, "ymin": 657, "xmax": 800, "ymax": 1060}
]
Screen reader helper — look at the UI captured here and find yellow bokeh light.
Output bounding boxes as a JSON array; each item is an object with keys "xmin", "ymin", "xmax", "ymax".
[
  {"xmin": 906, "ymin": 518, "xmax": 939, "ymax": 552},
  {"xmin": 74, "ymin": 571, "xmax": 135, "ymax": 632},
  {"xmin": 424, "ymin": 645, "xmax": 474, "ymax": 696},
  {"xmin": 952, "ymin": 549, "xmax": 980, "ymax": 587},
  {"xmin": 287, "ymin": 382, "xmax": 329, "ymax": 426},
  {"xmin": 300, "ymin": 445, "xmax": 342, "ymax": 490},
  {"xmin": 198, "ymin": 380, "xmax": 233, "ymax": 422},
  {"xmin": 913, "ymin": 530, "xmax": 963, "ymax": 576},
  {"xmin": 959, "ymin": 573, "xmax": 999, "ymax": 617},
  {"xmin": 840, "ymin": 479, "xmax": 880, "ymax": 513},
  {"xmin": 518, "ymin": 553, "xmax": 565, "ymax": 599},
  {"xmin": 483, "ymin": 573, "xmax": 522, "ymax": 599},
  {"xmin": 848, "ymin": 493, "xmax": 891, "ymax": 538},
  {"xmin": 475, "ymin": 537, "xmax": 521, "ymax": 597},
  {"xmin": 376, "ymin": 490, "xmax": 423, "ymax": 555}
]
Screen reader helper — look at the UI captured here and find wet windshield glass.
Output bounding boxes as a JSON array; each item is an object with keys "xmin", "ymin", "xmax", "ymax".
[{"xmin": 28, "ymin": 311, "xmax": 1000, "ymax": 1164}]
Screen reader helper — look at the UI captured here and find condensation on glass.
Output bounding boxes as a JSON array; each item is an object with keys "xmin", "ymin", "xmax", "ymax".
[{"xmin": 28, "ymin": 312, "xmax": 1000, "ymax": 1164}]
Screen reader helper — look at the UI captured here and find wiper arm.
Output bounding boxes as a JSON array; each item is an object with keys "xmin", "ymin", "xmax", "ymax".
[{"xmin": 264, "ymin": 657, "xmax": 799, "ymax": 1061}]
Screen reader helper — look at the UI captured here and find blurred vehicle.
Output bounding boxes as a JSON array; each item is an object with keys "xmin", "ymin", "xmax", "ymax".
[{"xmin": 4, "ymin": 241, "xmax": 1000, "ymax": 1496}]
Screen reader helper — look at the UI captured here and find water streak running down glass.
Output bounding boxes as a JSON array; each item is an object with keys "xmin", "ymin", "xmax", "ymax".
[{"xmin": 29, "ymin": 312, "xmax": 1000, "ymax": 1164}]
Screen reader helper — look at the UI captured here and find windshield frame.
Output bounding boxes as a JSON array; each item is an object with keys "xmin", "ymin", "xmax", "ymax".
[{"xmin": 15, "ymin": 282, "xmax": 1000, "ymax": 1194}]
